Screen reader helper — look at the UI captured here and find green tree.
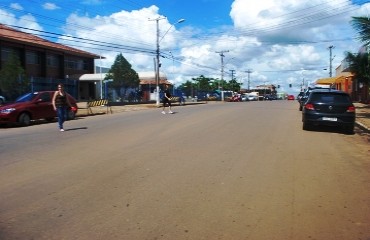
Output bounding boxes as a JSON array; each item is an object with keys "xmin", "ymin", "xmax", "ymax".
[
  {"xmin": 344, "ymin": 51, "xmax": 370, "ymax": 85},
  {"xmin": 192, "ymin": 75, "xmax": 212, "ymax": 92},
  {"xmin": 351, "ymin": 16, "xmax": 370, "ymax": 46},
  {"xmin": 0, "ymin": 52, "xmax": 26, "ymax": 100},
  {"xmin": 227, "ymin": 79, "xmax": 241, "ymax": 92},
  {"xmin": 179, "ymin": 80, "xmax": 194, "ymax": 97},
  {"xmin": 350, "ymin": 16, "xmax": 370, "ymax": 86},
  {"xmin": 105, "ymin": 53, "xmax": 139, "ymax": 100}
]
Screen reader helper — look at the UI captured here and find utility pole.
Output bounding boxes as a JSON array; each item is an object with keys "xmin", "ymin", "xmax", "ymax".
[
  {"xmin": 230, "ymin": 69, "xmax": 236, "ymax": 92},
  {"xmin": 328, "ymin": 45, "xmax": 335, "ymax": 77},
  {"xmin": 215, "ymin": 50, "xmax": 229, "ymax": 101},
  {"xmin": 230, "ymin": 69, "xmax": 235, "ymax": 80},
  {"xmin": 149, "ymin": 16, "xmax": 166, "ymax": 106},
  {"xmin": 245, "ymin": 69, "xmax": 252, "ymax": 91}
]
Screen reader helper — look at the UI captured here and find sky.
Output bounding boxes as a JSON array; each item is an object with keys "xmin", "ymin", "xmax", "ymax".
[{"xmin": 1, "ymin": 0, "xmax": 370, "ymax": 94}]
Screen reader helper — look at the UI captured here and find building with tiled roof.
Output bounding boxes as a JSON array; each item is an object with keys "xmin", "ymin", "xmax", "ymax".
[
  {"xmin": 80, "ymin": 71, "xmax": 172, "ymax": 101},
  {"xmin": 0, "ymin": 24, "xmax": 101, "ymax": 100}
]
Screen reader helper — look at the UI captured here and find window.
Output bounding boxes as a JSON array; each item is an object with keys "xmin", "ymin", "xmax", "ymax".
[
  {"xmin": 65, "ymin": 59, "xmax": 89, "ymax": 70},
  {"xmin": 47, "ymin": 55, "xmax": 59, "ymax": 67},
  {"xmin": 311, "ymin": 93, "xmax": 350, "ymax": 104},
  {"xmin": 26, "ymin": 51, "xmax": 40, "ymax": 64},
  {"xmin": 1, "ymin": 47, "xmax": 21, "ymax": 61}
]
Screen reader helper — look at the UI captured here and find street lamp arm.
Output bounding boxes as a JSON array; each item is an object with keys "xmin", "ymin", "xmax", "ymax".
[
  {"xmin": 159, "ymin": 19, "xmax": 185, "ymax": 43},
  {"xmin": 151, "ymin": 17, "xmax": 185, "ymax": 107}
]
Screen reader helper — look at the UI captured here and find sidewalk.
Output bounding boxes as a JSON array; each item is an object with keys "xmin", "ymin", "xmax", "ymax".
[
  {"xmin": 354, "ymin": 102, "xmax": 370, "ymax": 132},
  {"xmin": 76, "ymin": 102, "xmax": 155, "ymax": 116},
  {"xmin": 76, "ymin": 101, "xmax": 205, "ymax": 116}
]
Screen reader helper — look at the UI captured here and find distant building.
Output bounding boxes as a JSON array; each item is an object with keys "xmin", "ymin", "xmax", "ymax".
[{"xmin": 79, "ymin": 71, "xmax": 172, "ymax": 101}]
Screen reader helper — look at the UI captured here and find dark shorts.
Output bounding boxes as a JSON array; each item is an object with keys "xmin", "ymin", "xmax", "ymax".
[{"xmin": 162, "ymin": 98, "xmax": 171, "ymax": 106}]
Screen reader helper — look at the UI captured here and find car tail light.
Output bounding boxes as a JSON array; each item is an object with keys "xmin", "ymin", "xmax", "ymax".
[
  {"xmin": 347, "ymin": 106, "xmax": 355, "ymax": 113},
  {"xmin": 71, "ymin": 106, "xmax": 77, "ymax": 112},
  {"xmin": 305, "ymin": 103, "xmax": 315, "ymax": 110}
]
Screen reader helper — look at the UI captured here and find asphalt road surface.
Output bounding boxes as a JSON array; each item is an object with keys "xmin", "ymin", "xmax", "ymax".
[{"xmin": 0, "ymin": 101, "xmax": 369, "ymax": 240}]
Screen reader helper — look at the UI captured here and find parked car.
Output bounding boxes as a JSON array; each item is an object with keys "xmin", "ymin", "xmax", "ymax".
[
  {"xmin": 287, "ymin": 95, "xmax": 295, "ymax": 100},
  {"xmin": 0, "ymin": 91, "xmax": 78, "ymax": 126},
  {"xmin": 246, "ymin": 94, "xmax": 259, "ymax": 101},
  {"xmin": 264, "ymin": 94, "xmax": 277, "ymax": 100},
  {"xmin": 298, "ymin": 90, "xmax": 312, "ymax": 111},
  {"xmin": 302, "ymin": 89, "xmax": 355, "ymax": 133},
  {"xmin": 0, "ymin": 95, "xmax": 5, "ymax": 104}
]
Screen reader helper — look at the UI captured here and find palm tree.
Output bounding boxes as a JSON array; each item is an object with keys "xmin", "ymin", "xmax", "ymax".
[
  {"xmin": 351, "ymin": 17, "xmax": 370, "ymax": 45},
  {"xmin": 350, "ymin": 16, "xmax": 370, "ymax": 102},
  {"xmin": 344, "ymin": 51, "xmax": 369, "ymax": 101},
  {"xmin": 345, "ymin": 51, "xmax": 369, "ymax": 84}
]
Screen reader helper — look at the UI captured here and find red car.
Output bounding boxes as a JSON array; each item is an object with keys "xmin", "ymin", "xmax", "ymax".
[
  {"xmin": 287, "ymin": 95, "xmax": 295, "ymax": 100},
  {"xmin": 0, "ymin": 91, "xmax": 78, "ymax": 126}
]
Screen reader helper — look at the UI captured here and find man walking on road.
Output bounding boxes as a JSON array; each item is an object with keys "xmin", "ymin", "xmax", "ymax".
[{"xmin": 162, "ymin": 85, "xmax": 173, "ymax": 114}]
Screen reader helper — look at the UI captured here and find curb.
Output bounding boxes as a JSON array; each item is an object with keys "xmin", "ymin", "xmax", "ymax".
[{"xmin": 355, "ymin": 121, "xmax": 370, "ymax": 133}]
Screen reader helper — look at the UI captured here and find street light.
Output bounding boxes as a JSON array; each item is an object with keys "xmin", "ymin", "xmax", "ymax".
[{"xmin": 150, "ymin": 17, "xmax": 185, "ymax": 106}]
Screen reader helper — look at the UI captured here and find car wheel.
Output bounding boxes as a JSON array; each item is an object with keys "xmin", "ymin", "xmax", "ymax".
[
  {"xmin": 67, "ymin": 109, "xmax": 76, "ymax": 120},
  {"xmin": 18, "ymin": 113, "xmax": 31, "ymax": 126},
  {"xmin": 302, "ymin": 121, "xmax": 311, "ymax": 131}
]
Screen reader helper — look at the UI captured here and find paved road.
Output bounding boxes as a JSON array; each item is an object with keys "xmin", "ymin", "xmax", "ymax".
[{"xmin": 0, "ymin": 101, "xmax": 369, "ymax": 240}]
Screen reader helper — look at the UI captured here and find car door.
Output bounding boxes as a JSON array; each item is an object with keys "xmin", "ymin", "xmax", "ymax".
[{"xmin": 31, "ymin": 92, "xmax": 55, "ymax": 120}]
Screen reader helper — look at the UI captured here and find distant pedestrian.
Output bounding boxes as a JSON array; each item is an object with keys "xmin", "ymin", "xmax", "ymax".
[
  {"xmin": 52, "ymin": 84, "xmax": 72, "ymax": 131},
  {"xmin": 162, "ymin": 85, "xmax": 173, "ymax": 114}
]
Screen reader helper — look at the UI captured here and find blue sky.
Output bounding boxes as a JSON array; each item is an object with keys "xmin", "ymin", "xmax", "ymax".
[{"xmin": 1, "ymin": 0, "xmax": 370, "ymax": 94}]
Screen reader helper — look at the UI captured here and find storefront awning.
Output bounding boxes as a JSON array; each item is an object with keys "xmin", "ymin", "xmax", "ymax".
[{"xmin": 315, "ymin": 77, "xmax": 337, "ymax": 85}]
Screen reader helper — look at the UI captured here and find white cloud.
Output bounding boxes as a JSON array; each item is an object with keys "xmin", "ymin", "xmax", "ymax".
[
  {"xmin": 0, "ymin": 9, "xmax": 43, "ymax": 32},
  {"xmin": 18, "ymin": 14, "xmax": 43, "ymax": 32},
  {"xmin": 1, "ymin": 0, "xmax": 369, "ymax": 93},
  {"xmin": 42, "ymin": 3, "xmax": 60, "ymax": 10},
  {"xmin": 10, "ymin": 3, "xmax": 23, "ymax": 10}
]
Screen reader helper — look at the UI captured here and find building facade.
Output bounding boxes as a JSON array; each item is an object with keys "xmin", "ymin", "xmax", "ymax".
[{"xmin": 0, "ymin": 24, "xmax": 100, "ymax": 100}]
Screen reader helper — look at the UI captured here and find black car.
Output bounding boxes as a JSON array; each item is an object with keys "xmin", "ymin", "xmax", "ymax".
[
  {"xmin": 302, "ymin": 89, "xmax": 356, "ymax": 133},
  {"xmin": 298, "ymin": 90, "xmax": 311, "ymax": 111},
  {"xmin": 264, "ymin": 94, "xmax": 277, "ymax": 100}
]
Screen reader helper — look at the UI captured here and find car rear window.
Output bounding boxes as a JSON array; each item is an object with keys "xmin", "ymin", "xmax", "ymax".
[{"xmin": 310, "ymin": 93, "xmax": 350, "ymax": 103}]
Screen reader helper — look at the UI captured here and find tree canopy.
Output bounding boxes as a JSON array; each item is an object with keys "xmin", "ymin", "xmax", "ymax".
[
  {"xmin": 348, "ymin": 16, "xmax": 370, "ymax": 86},
  {"xmin": 351, "ymin": 16, "xmax": 370, "ymax": 46},
  {"xmin": 345, "ymin": 51, "xmax": 370, "ymax": 84},
  {"xmin": 105, "ymin": 53, "xmax": 139, "ymax": 97},
  {"xmin": 178, "ymin": 75, "xmax": 242, "ymax": 97},
  {"xmin": 0, "ymin": 52, "xmax": 26, "ymax": 100}
]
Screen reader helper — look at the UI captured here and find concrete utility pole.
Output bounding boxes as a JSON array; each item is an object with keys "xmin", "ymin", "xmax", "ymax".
[
  {"xmin": 245, "ymin": 69, "xmax": 252, "ymax": 90},
  {"xmin": 328, "ymin": 45, "xmax": 335, "ymax": 77},
  {"xmin": 149, "ymin": 17, "xmax": 185, "ymax": 106},
  {"xmin": 230, "ymin": 69, "xmax": 236, "ymax": 91},
  {"xmin": 215, "ymin": 50, "xmax": 229, "ymax": 101},
  {"xmin": 230, "ymin": 69, "xmax": 235, "ymax": 80},
  {"xmin": 149, "ymin": 16, "xmax": 166, "ymax": 106}
]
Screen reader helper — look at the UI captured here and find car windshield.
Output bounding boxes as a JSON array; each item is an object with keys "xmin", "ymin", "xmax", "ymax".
[{"xmin": 15, "ymin": 92, "xmax": 38, "ymax": 102}]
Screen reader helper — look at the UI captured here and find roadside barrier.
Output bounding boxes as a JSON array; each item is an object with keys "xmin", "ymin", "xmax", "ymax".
[
  {"xmin": 170, "ymin": 97, "xmax": 179, "ymax": 102},
  {"xmin": 87, "ymin": 99, "xmax": 112, "ymax": 115},
  {"xmin": 169, "ymin": 97, "xmax": 185, "ymax": 105}
]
